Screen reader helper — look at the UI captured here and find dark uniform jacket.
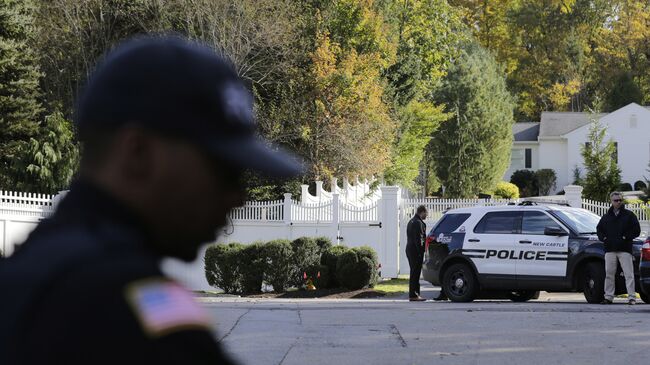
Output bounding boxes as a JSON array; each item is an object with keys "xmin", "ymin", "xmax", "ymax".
[
  {"xmin": 406, "ymin": 215, "xmax": 426, "ymax": 256},
  {"xmin": 0, "ymin": 181, "xmax": 236, "ymax": 364},
  {"xmin": 596, "ymin": 206, "xmax": 641, "ymax": 254}
]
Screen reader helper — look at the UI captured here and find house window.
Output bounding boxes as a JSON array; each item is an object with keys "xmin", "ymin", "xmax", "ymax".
[
  {"xmin": 511, "ymin": 149, "xmax": 524, "ymax": 170},
  {"xmin": 525, "ymin": 149, "xmax": 532, "ymax": 169}
]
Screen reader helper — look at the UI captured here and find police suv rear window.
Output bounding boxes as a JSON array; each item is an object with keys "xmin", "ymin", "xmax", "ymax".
[
  {"xmin": 433, "ymin": 213, "xmax": 471, "ymax": 235},
  {"xmin": 474, "ymin": 211, "xmax": 520, "ymax": 234}
]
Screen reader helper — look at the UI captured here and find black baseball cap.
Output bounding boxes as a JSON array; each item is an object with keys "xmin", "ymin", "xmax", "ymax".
[{"xmin": 76, "ymin": 35, "xmax": 303, "ymax": 178}]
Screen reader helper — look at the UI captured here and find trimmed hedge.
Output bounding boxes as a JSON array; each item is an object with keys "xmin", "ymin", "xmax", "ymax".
[
  {"xmin": 290, "ymin": 237, "xmax": 320, "ymax": 287},
  {"xmin": 321, "ymin": 245, "xmax": 349, "ymax": 288},
  {"xmin": 204, "ymin": 238, "xmax": 380, "ymax": 294},
  {"xmin": 314, "ymin": 236, "xmax": 333, "ymax": 256},
  {"xmin": 263, "ymin": 239, "xmax": 293, "ymax": 292},
  {"xmin": 353, "ymin": 246, "xmax": 380, "ymax": 287},
  {"xmin": 239, "ymin": 242, "xmax": 266, "ymax": 294},
  {"xmin": 336, "ymin": 249, "xmax": 374, "ymax": 290},
  {"xmin": 205, "ymin": 243, "xmax": 244, "ymax": 294}
]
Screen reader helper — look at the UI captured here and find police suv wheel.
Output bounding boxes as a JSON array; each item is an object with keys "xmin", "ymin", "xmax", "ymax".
[
  {"xmin": 507, "ymin": 291, "xmax": 540, "ymax": 302},
  {"xmin": 442, "ymin": 263, "xmax": 478, "ymax": 302},
  {"xmin": 582, "ymin": 262, "xmax": 605, "ymax": 304}
]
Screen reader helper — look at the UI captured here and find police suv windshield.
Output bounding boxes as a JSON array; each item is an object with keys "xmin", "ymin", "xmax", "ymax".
[{"xmin": 551, "ymin": 209, "xmax": 600, "ymax": 234}]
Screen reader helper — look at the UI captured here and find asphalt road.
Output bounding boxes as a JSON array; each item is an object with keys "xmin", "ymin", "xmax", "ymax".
[{"xmin": 200, "ymin": 284, "xmax": 650, "ymax": 365}]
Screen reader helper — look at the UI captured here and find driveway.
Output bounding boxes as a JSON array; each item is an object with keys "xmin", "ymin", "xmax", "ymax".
[{"xmin": 199, "ymin": 282, "xmax": 650, "ymax": 365}]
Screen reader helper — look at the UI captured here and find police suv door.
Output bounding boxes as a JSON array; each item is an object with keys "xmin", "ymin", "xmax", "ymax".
[
  {"xmin": 466, "ymin": 211, "xmax": 520, "ymax": 279},
  {"xmin": 514, "ymin": 210, "xmax": 569, "ymax": 279}
]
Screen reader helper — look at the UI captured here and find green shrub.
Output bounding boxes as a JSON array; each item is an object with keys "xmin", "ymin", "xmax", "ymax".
[
  {"xmin": 535, "ymin": 169, "xmax": 557, "ymax": 196},
  {"xmin": 290, "ymin": 237, "xmax": 321, "ymax": 287},
  {"xmin": 336, "ymin": 250, "xmax": 374, "ymax": 290},
  {"xmin": 494, "ymin": 181, "xmax": 520, "ymax": 199},
  {"xmin": 618, "ymin": 182, "xmax": 633, "ymax": 192},
  {"xmin": 305, "ymin": 264, "xmax": 330, "ymax": 289},
  {"xmin": 510, "ymin": 169, "xmax": 538, "ymax": 197},
  {"xmin": 321, "ymin": 245, "xmax": 348, "ymax": 288},
  {"xmin": 238, "ymin": 242, "xmax": 266, "ymax": 294},
  {"xmin": 204, "ymin": 243, "xmax": 244, "ymax": 294},
  {"xmin": 352, "ymin": 246, "xmax": 380, "ymax": 287},
  {"xmin": 314, "ymin": 236, "xmax": 333, "ymax": 256},
  {"xmin": 263, "ymin": 239, "xmax": 293, "ymax": 292},
  {"xmin": 624, "ymin": 198, "xmax": 644, "ymax": 205},
  {"xmin": 634, "ymin": 180, "xmax": 647, "ymax": 191}
]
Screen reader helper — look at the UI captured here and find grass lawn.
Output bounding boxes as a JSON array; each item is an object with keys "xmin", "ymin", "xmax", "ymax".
[{"xmin": 374, "ymin": 278, "xmax": 409, "ymax": 296}]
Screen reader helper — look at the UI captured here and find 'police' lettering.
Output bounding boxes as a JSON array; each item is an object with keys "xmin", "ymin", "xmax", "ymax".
[
  {"xmin": 524, "ymin": 251, "xmax": 536, "ymax": 260},
  {"xmin": 536, "ymin": 251, "xmax": 546, "ymax": 260},
  {"xmin": 486, "ymin": 250, "xmax": 498, "ymax": 258}
]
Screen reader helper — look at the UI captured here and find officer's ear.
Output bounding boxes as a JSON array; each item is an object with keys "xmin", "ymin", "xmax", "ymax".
[{"xmin": 113, "ymin": 126, "xmax": 157, "ymax": 181}]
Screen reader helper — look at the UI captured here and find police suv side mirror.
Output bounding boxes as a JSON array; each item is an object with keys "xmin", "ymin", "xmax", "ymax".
[{"xmin": 544, "ymin": 227, "xmax": 568, "ymax": 236}]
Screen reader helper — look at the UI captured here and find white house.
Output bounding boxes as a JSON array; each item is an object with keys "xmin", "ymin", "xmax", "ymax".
[{"xmin": 503, "ymin": 103, "xmax": 650, "ymax": 193}]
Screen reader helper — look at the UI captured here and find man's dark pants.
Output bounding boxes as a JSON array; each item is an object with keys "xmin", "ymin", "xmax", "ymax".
[{"xmin": 406, "ymin": 246, "xmax": 423, "ymax": 298}]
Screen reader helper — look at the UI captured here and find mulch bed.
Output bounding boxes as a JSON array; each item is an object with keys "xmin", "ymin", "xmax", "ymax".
[{"xmin": 244, "ymin": 287, "xmax": 389, "ymax": 299}]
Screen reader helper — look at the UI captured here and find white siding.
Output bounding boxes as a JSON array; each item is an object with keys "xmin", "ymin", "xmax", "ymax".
[
  {"xmin": 538, "ymin": 138, "xmax": 568, "ymax": 193},
  {"xmin": 565, "ymin": 104, "xmax": 650, "ymax": 189}
]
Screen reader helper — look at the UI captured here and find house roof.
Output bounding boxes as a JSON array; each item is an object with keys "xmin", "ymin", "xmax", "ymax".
[
  {"xmin": 513, "ymin": 122, "xmax": 540, "ymax": 141},
  {"xmin": 539, "ymin": 112, "xmax": 605, "ymax": 137}
]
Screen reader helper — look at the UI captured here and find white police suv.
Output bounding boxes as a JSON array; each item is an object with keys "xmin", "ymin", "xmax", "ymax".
[{"xmin": 422, "ymin": 202, "xmax": 647, "ymax": 303}]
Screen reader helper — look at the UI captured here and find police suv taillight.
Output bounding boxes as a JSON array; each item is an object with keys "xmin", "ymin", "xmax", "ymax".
[
  {"xmin": 425, "ymin": 236, "xmax": 434, "ymax": 252},
  {"xmin": 642, "ymin": 238, "xmax": 650, "ymax": 262}
]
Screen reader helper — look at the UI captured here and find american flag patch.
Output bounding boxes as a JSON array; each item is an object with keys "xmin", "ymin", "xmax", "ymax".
[{"xmin": 125, "ymin": 279, "xmax": 211, "ymax": 337}]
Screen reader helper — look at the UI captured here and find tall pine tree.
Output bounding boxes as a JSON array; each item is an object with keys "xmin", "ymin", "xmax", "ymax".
[
  {"xmin": 431, "ymin": 42, "xmax": 515, "ymax": 198},
  {"xmin": 0, "ymin": 0, "xmax": 43, "ymax": 188}
]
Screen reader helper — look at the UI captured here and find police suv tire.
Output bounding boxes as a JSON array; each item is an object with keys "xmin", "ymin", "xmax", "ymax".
[
  {"xmin": 442, "ymin": 263, "xmax": 478, "ymax": 302},
  {"xmin": 640, "ymin": 291, "xmax": 650, "ymax": 304},
  {"xmin": 582, "ymin": 262, "xmax": 605, "ymax": 304},
  {"xmin": 507, "ymin": 291, "xmax": 540, "ymax": 302}
]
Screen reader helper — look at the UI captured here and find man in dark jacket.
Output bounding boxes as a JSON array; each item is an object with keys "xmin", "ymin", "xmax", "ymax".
[
  {"xmin": 406, "ymin": 205, "xmax": 428, "ymax": 301},
  {"xmin": 0, "ymin": 36, "xmax": 302, "ymax": 364},
  {"xmin": 596, "ymin": 192, "xmax": 641, "ymax": 305}
]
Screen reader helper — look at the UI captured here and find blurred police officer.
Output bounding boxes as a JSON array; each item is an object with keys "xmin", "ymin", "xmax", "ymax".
[
  {"xmin": 406, "ymin": 205, "xmax": 427, "ymax": 301},
  {"xmin": 0, "ymin": 36, "xmax": 302, "ymax": 364}
]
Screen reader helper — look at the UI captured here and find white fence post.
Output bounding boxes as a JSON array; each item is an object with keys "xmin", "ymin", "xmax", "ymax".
[
  {"xmin": 300, "ymin": 185, "xmax": 309, "ymax": 204},
  {"xmin": 380, "ymin": 186, "xmax": 400, "ymax": 277},
  {"xmin": 331, "ymin": 193, "xmax": 340, "ymax": 244},
  {"xmin": 564, "ymin": 185, "xmax": 583, "ymax": 208},
  {"xmin": 316, "ymin": 181, "xmax": 323, "ymax": 198},
  {"xmin": 283, "ymin": 193, "xmax": 292, "ymax": 224},
  {"xmin": 331, "ymin": 177, "xmax": 338, "ymax": 194}
]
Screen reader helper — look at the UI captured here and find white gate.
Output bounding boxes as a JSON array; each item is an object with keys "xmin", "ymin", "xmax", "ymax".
[{"xmin": 337, "ymin": 200, "xmax": 384, "ymax": 270}]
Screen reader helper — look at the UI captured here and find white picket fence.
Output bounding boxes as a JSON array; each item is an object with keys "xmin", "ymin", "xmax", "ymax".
[
  {"xmin": 401, "ymin": 198, "xmax": 517, "ymax": 221},
  {"xmin": 582, "ymin": 199, "xmax": 650, "ymax": 221},
  {"xmin": 0, "ymin": 191, "xmax": 55, "ymax": 217},
  {"xmin": 229, "ymin": 199, "xmax": 284, "ymax": 221},
  {"xmin": 3, "ymin": 184, "xmax": 650, "ymax": 289}
]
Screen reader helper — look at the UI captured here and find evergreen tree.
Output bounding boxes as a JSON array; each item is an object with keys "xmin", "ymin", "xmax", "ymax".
[
  {"xmin": 581, "ymin": 116, "xmax": 621, "ymax": 201},
  {"xmin": 14, "ymin": 111, "xmax": 78, "ymax": 193},
  {"xmin": 0, "ymin": 0, "xmax": 43, "ymax": 188},
  {"xmin": 431, "ymin": 43, "xmax": 515, "ymax": 198},
  {"xmin": 606, "ymin": 72, "xmax": 644, "ymax": 111}
]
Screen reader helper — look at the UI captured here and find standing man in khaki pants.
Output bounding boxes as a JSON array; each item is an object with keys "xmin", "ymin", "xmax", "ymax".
[{"xmin": 596, "ymin": 192, "xmax": 641, "ymax": 305}]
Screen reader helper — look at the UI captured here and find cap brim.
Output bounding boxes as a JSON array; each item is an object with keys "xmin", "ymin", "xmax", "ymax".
[{"xmin": 205, "ymin": 137, "xmax": 305, "ymax": 178}]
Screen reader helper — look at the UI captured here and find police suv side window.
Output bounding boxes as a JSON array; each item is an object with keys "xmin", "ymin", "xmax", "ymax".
[
  {"xmin": 521, "ymin": 211, "xmax": 562, "ymax": 235},
  {"xmin": 473, "ymin": 211, "xmax": 520, "ymax": 234},
  {"xmin": 433, "ymin": 214, "xmax": 471, "ymax": 235}
]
